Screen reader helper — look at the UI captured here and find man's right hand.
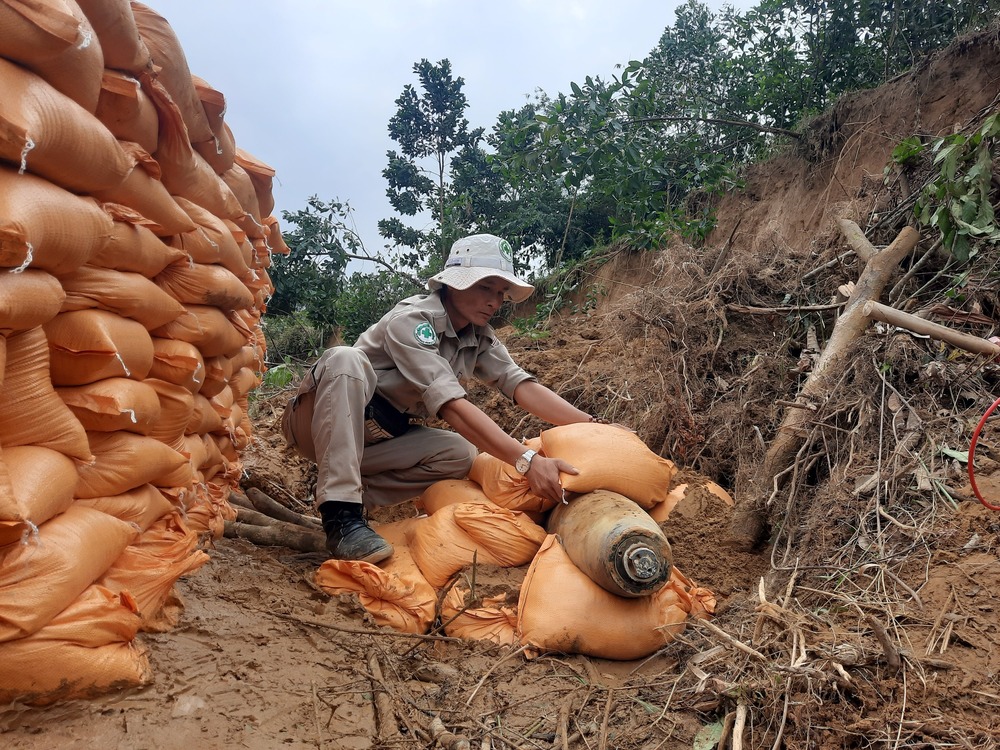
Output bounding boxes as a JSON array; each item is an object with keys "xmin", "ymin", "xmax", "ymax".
[{"xmin": 526, "ymin": 454, "xmax": 578, "ymax": 505}]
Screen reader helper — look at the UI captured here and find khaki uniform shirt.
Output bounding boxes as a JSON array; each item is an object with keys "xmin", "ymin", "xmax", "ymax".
[{"xmin": 354, "ymin": 292, "xmax": 535, "ymax": 419}]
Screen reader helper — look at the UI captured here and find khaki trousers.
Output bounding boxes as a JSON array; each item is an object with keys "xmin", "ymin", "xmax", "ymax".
[{"xmin": 281, "ymin": 347, "xmax": 477, "ymax": 510}]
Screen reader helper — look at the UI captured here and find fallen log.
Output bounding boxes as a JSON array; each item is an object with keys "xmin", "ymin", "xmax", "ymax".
[
  {"xmin": 246, "ymin": 487, "xmax": 323, "ymax": 529},
  {"xmin": 236, "ymin": 506, "xmax": 290, "ymax": 527},
  {"xmin": 228, "ymin": 491, "xmax": 255, "ymax": 511},
  {"xmin": 224, "ymin": 520, "xmax": 327, "ymax": 554},
  {"xmin": 730, "ymin": 222, "xmax": 921, "ymax": 549}
]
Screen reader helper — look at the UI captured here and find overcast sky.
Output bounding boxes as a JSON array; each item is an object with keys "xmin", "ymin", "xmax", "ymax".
[{"xmin": 162, "ymin": 1, "xmax": 749, "ymax": 265}]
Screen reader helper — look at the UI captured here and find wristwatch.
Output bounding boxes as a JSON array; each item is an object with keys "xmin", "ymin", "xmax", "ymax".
[{"xmin": 514, "ymin": 449, "xmax": 537, "ymax": 475}]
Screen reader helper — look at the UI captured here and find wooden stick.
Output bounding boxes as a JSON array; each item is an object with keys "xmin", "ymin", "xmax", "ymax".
[
  {"xmin": 224, "ymin": 520, "xmax": 327, "ymax": 553},
  {"xmin": 429, "ymin": 716, "xmax": 472, "ymax": 750},
  {"xmin": 466, "ymin": 645, "xmax": 528, "ymax": 707},
  {"xmin": 598, "ymin": 690, "xmax": 615, "ymax": 750},
  {"xmin": 863, "ymin": 301, "xmax": 1000, "ymax": 358},
  {"xmin": 369, "ymin": 653, "xmax": 399, "ymax": 741},
  {"xmin": 687, "ymin": 618, "xmax": 769, "ymax": 662},
  {"xmin": 727, "ymin": 302, "xmax": 846, "ymax": 315},
  {"xmin": 732, "ymin": 703, "xmax": 748, "ymax": 750},
  {"xmin": 236, "ymin": 506, "xmax": 288, "ymax": 527},
  {"xmin": 247, "ymin": 486, "xmax": 323, "ymax": 529},
  {"xmin": 837, "ymin": 218, "xmax": 877, "ymax": 262},
  {"xmin": 228, "ymin": 491, "xmax": 255, "ymax": 510}
]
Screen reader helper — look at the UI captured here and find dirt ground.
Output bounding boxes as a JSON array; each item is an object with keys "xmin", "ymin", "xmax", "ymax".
[{"xmin": 5, "ymin": 29, "xmax": 1000, "ymax": 750}]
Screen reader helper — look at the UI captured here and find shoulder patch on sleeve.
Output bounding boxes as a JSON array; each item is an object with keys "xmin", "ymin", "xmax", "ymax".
[{"xmin": 413, "ymin": 322, "xmax": 438, "ymax": 346}]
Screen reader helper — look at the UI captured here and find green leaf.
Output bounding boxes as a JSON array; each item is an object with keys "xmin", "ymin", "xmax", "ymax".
[
  {"xmin": 940, "ymin": 447, "xmax": 969, "ymax": 463},
  {"xmin": 891, "ymin": 136, "xmax": 923, "ymax": 165},
  {"xmin": 693, "ymin": 721, "xmax": 725, "ymax": 750}
]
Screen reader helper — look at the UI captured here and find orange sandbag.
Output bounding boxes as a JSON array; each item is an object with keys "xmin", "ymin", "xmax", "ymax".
[
  {"xmin": 45, "ymin": 309, "xmax": 154, "ymax": 386},
  {"xmin": 517, "ymin": 535, "xmax": 706, "ymax": 660},
  {"xmin": 228, "ymin": 342, "xmax": 262, "ymax": 375},
  {"xmin": 0, "ymin": 55, "xmax": 130, "ymax": 192},
  {"xmin": 407, "ymin": 503, "xmax": 548, "ymax": 589},
  {"xmin": 198, "ymin": 354, "xmax": 231, "ymax": 399},
  {"xmin": 199, "ymin": 431, "xmax": 224, "ymax": 467},
  {"xmin": 234, "ymin": 148, "xmax": 275, "ymax": 218},
  {"xmin": 0, "ymin": 166, "xmax": 113, "ymax": 276},
  {"xmin": 222, "ymin": 163, "xmax": 263, "ymax": 229},
  {"xmin": 243, "ymin": 269, "xmax": 274, "ymax": 313},
  {"xmin": 98, "ymin": 512, "xmax": 208, "ymax": 632},
  {"xmin": 75, "ymin": 430, "xmax": 190, "ymax": 498},
  {"xmin": 468, "ymin": 440, "xmax": 551, "ymax": 514},
  {"xmin": 0, "ymin": 0, "xmax": 104, "ymax": 113},
  {"xmin": 0, "ymin": 504, "xmax": 139, "ymax": 641},
  {"xmin": 149, "ymin": 337, "xmax": 205, "ymax": 394},
  {"xmin": 648, "ymin": 484, "xmax": 687, "ymax": 523},
  {"xmin": 89, "ymin": 220, "xmax": 186, "ymax": 277},
  {"xmin": 228, "ymin": 367, "xmax": 261, "ymax": 400},
  {"xmin": 191, "ymin": 75, "xmax": 236, "ymax": 175},
  {"xmin": 131, "ymin": 3, "xmax": 212, "ymax": 143},
  {"xmin": 210, "ymin": 387, "xmax": 240, "ymax": 439},
  {"xmin": 180, "ymin": 433, "xmax": 209, "ymax": 471},
  {"xmin": 170, "ymin": 196, "xmax": 252, "ymax": 281},
  {"xmin": 315, "ymin": 519, "xmax": 436, "ymax": 634},
  {"xmin": 143, "ymin": 378, "xmax": 194, "ymax": 452},
  {"xmin": 76, "ymin": 483, "xmax": 174, "ymax": 531},
  {"xmin": 179, "ymin": 480, "xmax": 233, "ymax": 537},
  {"xmin": 417, "ymin": 479, "xmax": 492, "ymax": 515},
  {"xmin": 540, "ymin": 423, "xmax": 677, "ymax": 508},
  {"xmin": 263, "ymin": 215, "xmax": 290, "ymax": 255},
  {"xmin": 151, "ymin": 305, "xmax": 249, "ymax": 359},
  {"xmin": 74, "ymin": 0, "xmax": 151, "ymax": 73},
  {"xmin": 441, "ymin": 586, "xmax": 519, "ymax": 646},
  {"xmin": 251, "ymin": 237, "xmax": 271, "ymax": 269},
  {"xmin": 59, "ymin": 264, "xmax": 187, "ymax": 330},
  {"xmin": 57, "ymin": 377, "xmax": 161, "ymax": 434},
  {"xmin": 186, "ymin": 393, "xmax": 223, "ymax": 434},
  {"xmin": 96, "ymin": 147, "xmax": 199, "ymax": 238},
  {"xmin": 144, "ymin": 76, "xmax": 244, "ymax": 221},
  {"xmin": 0, "ymin": 327, "xmax": 91, "ymax": 460},
  {"xmin": 0, "ymin": 585, "xmax": 150, "ymax": 706},
  {"xmin": 94, "ymin": 70, "xmax": 158, "ymax": 154},
  {"xmin": 155, "ymin": 261, "xmax": 255, "ymax": 311},
  {"xmin": 0, "ymin": 269, "xmax": 65, "ymax": 333},
  {"xmin": 0, "ymin": 445, "xmax": 77, "ymax": 539}
]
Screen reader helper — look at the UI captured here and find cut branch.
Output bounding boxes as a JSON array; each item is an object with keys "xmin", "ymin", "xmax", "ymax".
[
  {"xmin": 730, "ymin": 223, "xmax": 921, "ymax": 549},
  {"xmin": 246, "ymin": 487, "xmax": 322, "ymax": 529},
  {"xmin": 224, "ymin": 520, "xmax": 327, "ymax": 553},
  {"xmin": 863, "ymin": 301, "xmax": 1000, "ymax": 358}
]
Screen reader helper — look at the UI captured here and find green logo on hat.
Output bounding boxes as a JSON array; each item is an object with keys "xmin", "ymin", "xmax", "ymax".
[
  {"xmin": 414, "ymin": 322, "xmax": 437, "ymax": 346},
  {"xmin": 498, "ymin": 239, "xmax": 513, "ymax": 262}
]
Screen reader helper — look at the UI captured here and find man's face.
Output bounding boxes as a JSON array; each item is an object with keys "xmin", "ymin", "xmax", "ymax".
[{"xmin": 444, "ymin": 277, "xmax": 511, "ymax": 329}]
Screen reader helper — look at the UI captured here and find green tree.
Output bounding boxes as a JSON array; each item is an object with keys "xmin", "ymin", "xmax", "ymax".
[
  {"xmin": 380, "ymin": 58, "xmax": 477, "ymax": 267},
  {"xmin": 270, "ymin": 197, "xmax": 419, "ymax": 344}
]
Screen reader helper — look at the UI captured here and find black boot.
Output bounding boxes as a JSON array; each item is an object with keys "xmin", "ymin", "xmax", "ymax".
[{"xmin": 319, "ymin": 501, "xmax": 393, "ymax": 563}]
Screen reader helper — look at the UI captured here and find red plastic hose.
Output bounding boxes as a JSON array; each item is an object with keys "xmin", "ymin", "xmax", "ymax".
[{"xmin": 968, "ymin": 394, "xmax": 1000, "ymax": 511}]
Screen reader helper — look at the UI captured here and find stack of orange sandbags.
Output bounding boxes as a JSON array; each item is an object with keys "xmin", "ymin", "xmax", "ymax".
[{"xmin": 0, "ymin": 0, "xmax": 283, "ymax": 703}]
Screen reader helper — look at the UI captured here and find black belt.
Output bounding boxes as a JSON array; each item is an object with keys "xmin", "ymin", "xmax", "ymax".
[{"xmin": 364, "ymin": 392, "xmax": 411, "ymax": 443}]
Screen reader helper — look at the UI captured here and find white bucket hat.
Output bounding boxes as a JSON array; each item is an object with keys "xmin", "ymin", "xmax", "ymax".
[{"xmin": 427, "ymin": 234, "xmax": 534, "ymax": 303}]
